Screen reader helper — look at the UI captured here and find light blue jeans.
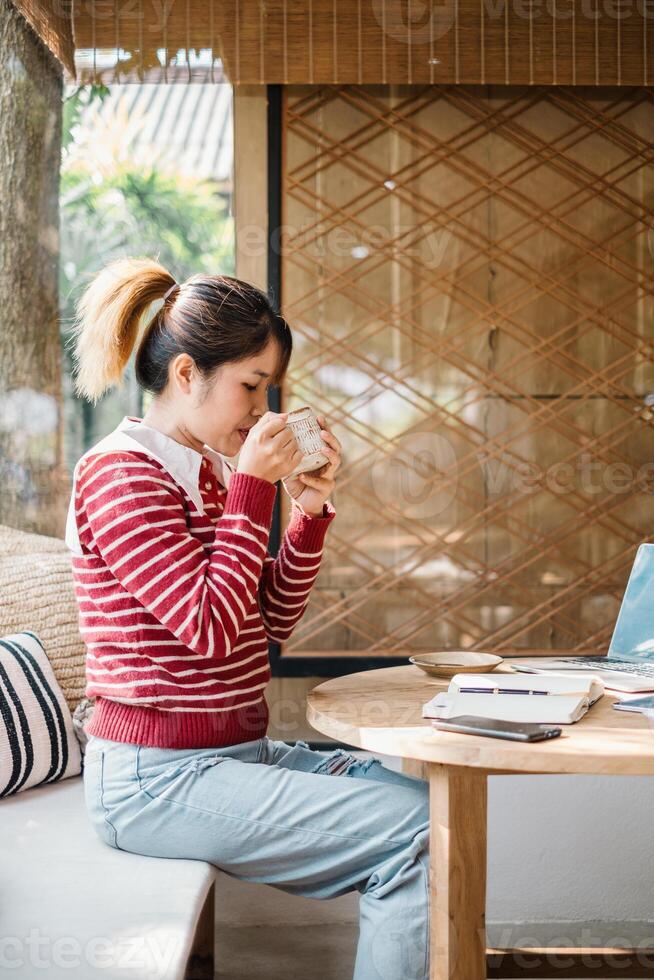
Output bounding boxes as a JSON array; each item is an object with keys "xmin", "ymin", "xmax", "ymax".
[{"xmin": 82, "ymin": 732, "xmax": 430, "ymax": 980}]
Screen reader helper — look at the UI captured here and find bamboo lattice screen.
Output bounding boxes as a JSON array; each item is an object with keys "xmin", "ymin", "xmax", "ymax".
[
  {"xmin": 278, "ymin": 84, "xmax": 654, "ymax": 658},
  {"xmin": 70, "ymin": 0, "xmax": 653, "ymax": 85}
]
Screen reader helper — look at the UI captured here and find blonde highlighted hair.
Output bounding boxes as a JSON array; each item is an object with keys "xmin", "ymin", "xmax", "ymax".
[{"xmin": 69, "ymin": 256, "xmax": 292, "ymax": 406}]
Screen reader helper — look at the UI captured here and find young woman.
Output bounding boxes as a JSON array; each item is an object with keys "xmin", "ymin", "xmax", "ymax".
[{"xmin": 68, "ymin": 257, "xmax": 430, "ymax": 980}]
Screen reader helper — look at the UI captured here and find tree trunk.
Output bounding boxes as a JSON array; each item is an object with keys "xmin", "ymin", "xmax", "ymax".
[{"xmin": 0, "ymin": 0, "xmax": 65, "ymax": 536}]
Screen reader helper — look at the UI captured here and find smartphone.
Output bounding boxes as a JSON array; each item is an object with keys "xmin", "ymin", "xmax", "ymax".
[{"xmin": 430, "ymin": 715, "xmax": 562, "ymax": 742}]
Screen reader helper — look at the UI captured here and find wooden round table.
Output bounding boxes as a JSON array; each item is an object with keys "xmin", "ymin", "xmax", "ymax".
[{"xmin": 306, "ymin": 661, "xmax": 654, "ymax": 979}]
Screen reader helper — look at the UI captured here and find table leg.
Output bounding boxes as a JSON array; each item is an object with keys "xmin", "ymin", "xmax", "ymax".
[
  {"xmin": 428, "ymin": 764, "xmax": 488, "ymax": 980},
  {"xmin": 402, "ymin": 757, "xmax": 428, "ymax": 780}
]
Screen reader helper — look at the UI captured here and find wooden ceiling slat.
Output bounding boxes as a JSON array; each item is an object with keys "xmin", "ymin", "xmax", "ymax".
[
  {"xmin": 286, "ymin": 1, "xmax": 312, "ymax": 84},
  {"xmin": 69, "ymin": 0, "xmax": 652, "ymax": 85},
  {"xmin": 11, "ymin": 0, "xmax": 76, "ymax": 77}
]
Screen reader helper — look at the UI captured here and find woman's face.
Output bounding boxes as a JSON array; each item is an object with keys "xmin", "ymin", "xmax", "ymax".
[{"xmin": 151, "ymin": 336, "xmax": 283, "ymax": 459}]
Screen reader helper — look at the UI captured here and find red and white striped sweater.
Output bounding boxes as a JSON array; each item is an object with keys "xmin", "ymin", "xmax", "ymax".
[{"xmin": 67, "ymin": 416, "xmax": 335, "ymax": 749}]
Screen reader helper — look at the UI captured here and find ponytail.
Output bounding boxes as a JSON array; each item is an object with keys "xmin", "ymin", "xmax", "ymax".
[
  {"xmin": 69, "ymin": 257, "xmax": 292, "ymax": 407},
  {"xmin": 70, "ymin": 257, "xmax": 175, "ymax": 405}
]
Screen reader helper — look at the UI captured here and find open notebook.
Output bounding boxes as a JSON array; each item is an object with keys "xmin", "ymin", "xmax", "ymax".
[{"xmin": 422, "ymin": 672, "xmax": 605, "ymax": 725}]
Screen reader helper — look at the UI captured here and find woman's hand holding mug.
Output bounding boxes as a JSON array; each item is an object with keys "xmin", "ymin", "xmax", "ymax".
[
  {"xmin": 235, "ymin": 411, "xmax": 303, "ymax": 485},
  {"xmin": 282, "ymin": 415, "xmax": 341, "ymax": 517}
]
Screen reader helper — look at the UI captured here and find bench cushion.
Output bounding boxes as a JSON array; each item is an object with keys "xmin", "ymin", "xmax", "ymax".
[
  {"xmin": 0, "ymin": 631, "xmax": 81, "ymax": 797},
  {"xmin": 0, "ymin": 776, "xmax": 216, "ymax": 978}
]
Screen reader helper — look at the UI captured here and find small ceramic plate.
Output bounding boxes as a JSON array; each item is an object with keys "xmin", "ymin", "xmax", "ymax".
[{"xmin": 408, "ymin": 651, "xmax": 503, "ymax": 678}]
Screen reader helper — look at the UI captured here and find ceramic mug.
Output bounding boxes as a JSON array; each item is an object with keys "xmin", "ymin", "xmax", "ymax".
[{"xmin": 284, "ymin": 406, "xmax": 330, "ymax": 477}]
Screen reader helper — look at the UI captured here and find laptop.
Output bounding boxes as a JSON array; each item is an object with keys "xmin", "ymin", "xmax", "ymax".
[{"xmin": 512, "ymin": 543, "xmax": 654, "ymax": 693}]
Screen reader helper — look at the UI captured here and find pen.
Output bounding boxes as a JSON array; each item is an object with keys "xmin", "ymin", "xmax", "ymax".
[
  {"xmin": 458, "ymin": 687, "xmax": 591, "ymax": 697},
  {"xmin": 458, "ymin": 687, "xmax": 550, "ymax": 695}
]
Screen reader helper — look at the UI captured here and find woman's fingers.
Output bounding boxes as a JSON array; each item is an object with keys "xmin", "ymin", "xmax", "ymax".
[
  {"xmin": 313, "ymin": 449, "xmax": 338, "ymax": 479},
  {"xmin": 276, "ymin": 429, "xmax": 302, "ymax": 458},
  {"xmin": 323, "ymin": 453, "xmax": 340, "ymax": 476},
  {"xmin": 322, "ymin": 445, "xmax": 341, "ymax": 473},
  {"xmin": 262, "ymin": 413, "xmax": 290, "ymax": 441},
  {"xmin": 322, "ymin": 432, "xmax": 340, "ymax": 451},
  {"xmin": 317, "ymin": 415, "xmax": 342, "ymax": 455}
]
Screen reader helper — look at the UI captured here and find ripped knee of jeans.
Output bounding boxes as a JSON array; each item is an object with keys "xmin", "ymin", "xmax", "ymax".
[
  {"xmin": 187, "ymin": 754, "xmax": 226, "ymax": 774},
  {"xmin": 311, "ymin": 747, "xmax": 381, "ymax": 777}
]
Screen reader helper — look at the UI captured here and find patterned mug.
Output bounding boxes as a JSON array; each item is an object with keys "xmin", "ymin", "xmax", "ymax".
[{"xmin": 284, "ymin": 406, "xmax": 330, "ymax": 477}]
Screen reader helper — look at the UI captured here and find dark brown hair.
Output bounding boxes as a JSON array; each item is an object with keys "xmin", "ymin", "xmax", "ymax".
[{"xmin": 70, "ymin": 257, "xmax": 292, "ymax": 406}]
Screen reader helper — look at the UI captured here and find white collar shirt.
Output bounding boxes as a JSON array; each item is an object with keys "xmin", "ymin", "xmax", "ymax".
[{"xmin": 65, "ymin": 415, "xmax": 237, "ymax": 555}]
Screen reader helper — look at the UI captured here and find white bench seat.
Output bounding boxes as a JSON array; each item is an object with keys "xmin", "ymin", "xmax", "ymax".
[{"xmin": 0, "ymin": 776, "xmax": 216, "ymax": 979}]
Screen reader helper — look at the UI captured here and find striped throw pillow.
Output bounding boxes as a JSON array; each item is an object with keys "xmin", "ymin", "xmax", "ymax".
[{"xmin": 0, "ymin": 631, "xmax": 81, "ymax": 797}]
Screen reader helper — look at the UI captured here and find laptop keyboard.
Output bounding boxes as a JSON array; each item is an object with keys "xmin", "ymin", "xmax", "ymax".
[{"xmin": 561, "ymin": 657, "xmax": 654, "ymax": 677}]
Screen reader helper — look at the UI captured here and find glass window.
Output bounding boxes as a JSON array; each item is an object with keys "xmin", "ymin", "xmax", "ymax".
[{"xmin": 60, "ymin": 82, "xmax": 234, "ymax": 473}]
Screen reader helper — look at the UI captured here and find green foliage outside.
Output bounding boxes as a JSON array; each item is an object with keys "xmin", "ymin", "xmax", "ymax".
[{"xmin": 59, "ymin": 84, "xmax": 235, "ymax": 471}]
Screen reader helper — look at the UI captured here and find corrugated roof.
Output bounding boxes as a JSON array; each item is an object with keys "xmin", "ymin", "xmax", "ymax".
[{"xmin": 72, "ymin": 83, "xmax": 233, "ymax": 185}]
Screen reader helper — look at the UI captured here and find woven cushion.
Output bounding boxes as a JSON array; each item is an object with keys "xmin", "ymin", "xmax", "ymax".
[
  {"xmin": 0, "ymin": 523, "xmax": 86, "ymax": 714},
  {"xmin": 0, "ymin": 631, "xmax": 81, "ymax": 796}
]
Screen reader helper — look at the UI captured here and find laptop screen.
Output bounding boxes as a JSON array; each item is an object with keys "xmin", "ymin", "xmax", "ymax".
[{"xmin": 608, "ymin": 543, "xmax": 654, "ymax": 660}]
